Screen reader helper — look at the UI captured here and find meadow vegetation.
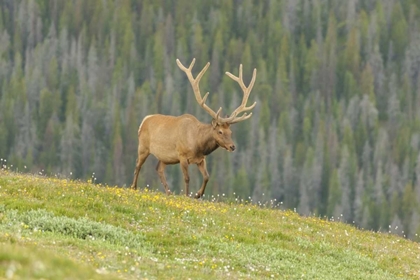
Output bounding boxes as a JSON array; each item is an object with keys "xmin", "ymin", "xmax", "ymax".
[{"xmin": 0, "ymin": 170, "xmax": 419, "ymax": 279}]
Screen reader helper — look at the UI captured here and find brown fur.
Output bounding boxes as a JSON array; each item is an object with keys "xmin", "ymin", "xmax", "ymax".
[
  {"xmin": 130, "ymin": 59, "xmax": 256, "ymax": 198},
  {"xmin": 130, "ymin": 114, "xmax": 235, "ymax": 198}
]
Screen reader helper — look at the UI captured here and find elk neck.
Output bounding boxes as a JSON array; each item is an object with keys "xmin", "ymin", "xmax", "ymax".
[{"xmin": 196, "ymin": 122, "xmax": 219, "ymax": 156}]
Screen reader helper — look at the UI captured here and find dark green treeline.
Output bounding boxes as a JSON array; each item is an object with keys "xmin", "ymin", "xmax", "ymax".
[{"xmin": 1, "ymin": 0, "xmax": 420, "ymax": 239}]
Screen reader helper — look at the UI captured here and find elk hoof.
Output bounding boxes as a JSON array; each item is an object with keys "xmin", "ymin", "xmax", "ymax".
[
  {"xmin": 194, "ymin": 192, "xmax": 203, "ymax": 199},
  {"xmin": 131, "ymin": 185, "xmax": 137, "ymax": 190}
]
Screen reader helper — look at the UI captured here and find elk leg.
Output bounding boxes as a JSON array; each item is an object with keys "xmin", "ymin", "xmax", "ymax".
[
  {"xmin": 195, "ymin": 159, "xmax": 209, "ymax": 199},
  {"xmin": 156, "ymin": 161, "xmax": 171, "ymax": 195},
  {"xmin": 131, "ymin": 150, "xmax": 149, "ymax": 190},
  {"xmin": 180, "ymin": 159, "xmax": 190, "ymax": 196}
]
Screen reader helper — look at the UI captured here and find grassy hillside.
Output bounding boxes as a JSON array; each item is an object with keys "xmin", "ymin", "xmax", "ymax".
[{"xmin": 0, "ymin": 170, "xmax": 419, "ymax": 279}]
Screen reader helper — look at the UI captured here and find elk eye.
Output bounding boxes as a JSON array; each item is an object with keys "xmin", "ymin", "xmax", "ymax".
[{"xmin": 218, "ymin": 131, "xmax": 223, "ymax": 135}]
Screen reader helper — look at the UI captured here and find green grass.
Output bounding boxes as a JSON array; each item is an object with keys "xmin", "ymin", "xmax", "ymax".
[{"xmin": 0, "ymin": 170, "xmax": 419, "ymax": 279}]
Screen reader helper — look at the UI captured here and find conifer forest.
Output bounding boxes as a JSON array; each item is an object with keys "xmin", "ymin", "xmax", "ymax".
[{"xmin": 1, "ymin": 0, "xmax": 420, "ymax": 239}]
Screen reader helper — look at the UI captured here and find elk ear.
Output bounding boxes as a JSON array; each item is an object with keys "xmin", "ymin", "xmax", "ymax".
[
  {"xmin": 211, "ymin": 119, "xmax": 218, "ymax": 128},
  {"xmin": 211, "ymin": 119, "xmax": 223, "ymax": 129}
]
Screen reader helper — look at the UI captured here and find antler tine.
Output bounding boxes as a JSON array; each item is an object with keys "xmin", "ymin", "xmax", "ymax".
[
  {"xmin": 176, "ymin": 58, "xmax": 220, "ymax": 120},
  {"xmin": 221, "ymin": 66, "xmax": 257, "ymax": 124},
  {"xmin": 176, "ymin": 58, "xmax": 199, "ymax": 77},
  {"xmin": 229, "ymin": 112, "xmax": 253, "ymax": 124},
  {"xmin": 188, "ymin": 58, "xmax": 196, "ymax": 70}
]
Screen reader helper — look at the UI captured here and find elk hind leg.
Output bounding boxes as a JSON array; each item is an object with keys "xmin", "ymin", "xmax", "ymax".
[
  {"xmin": 180, "ymin": 159, "xmax": 190, "ymax": 196},
  {"xmin": 156, "ymin": 161, "xmax": 171, "ymax": 195},
  {"xmin": 195, "ymin": 159, "xmax": 209, "ymax": 198},
  {"xmin": 131, "ymin": 149, "xmax": 149, "ymax": 190}
]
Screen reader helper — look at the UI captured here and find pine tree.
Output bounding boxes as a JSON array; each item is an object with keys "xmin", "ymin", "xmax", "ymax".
[
  {"xmin": 1, "ymin": 0, "xmax": 420, "ymax": 239},
  {"xmin": 60, "ymin": 114, "xmax": 80, "ymax": 177},
  {"xmin": 327, "ymin": 168, "xmax": 341, "ymax": 218},
  {"xmin": 298, "ymin": 147, "xmax": 314, "ymax": 216},
  {"xmin": 252, "ymin": 128, "xmax": 270, "ymax": 203},
  {"xmin": 233, "ymin": 163, "xmax": 251, "ymax": 199},
  {"xmin": 354, "ymin": 170, "xmax": 365, "ymax": 225},
  {"xmin": 268, "ymin": 121, "xmax": 281, "ymax": 201},
  {"xmin": 0, "ymin": 119, "xmax": 7, "ymax": 158},
  {"xmin": 38, "ymin": 88, "xmax": 54, "ymax": 139},
  {"xmin": 343, "ymin": 27, "xmax": 361, "ymax": 82},
  {"xmin": 283, "ymin": 149, "xmax": 296, "ymax": 208},
  {"xmin": 322, "ymin": 12, "xmax": 337, "ymax": 110},
  {"xmin": 40, "ymin": 113, "xmax": 60, "ymax": 173},
  {"xmin": 390, "ymin": 2, "xmax": 408, "ymax": 61}
]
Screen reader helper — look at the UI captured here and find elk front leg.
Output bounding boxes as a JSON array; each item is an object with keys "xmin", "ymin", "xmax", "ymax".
[
  {"xmin": 156, "ymin": 161, "xmax": 171, "ymax": 195},
  {"xmin": 195, "ymin": 159, "xmax": 209, "ymax": 199},
  {"xmin": 180, "ymin": 159, "xmax": 190, "ymax": 196},
  {"xmin": 131, "ymin": 149, "xmax": 149, "ymax": 190}
]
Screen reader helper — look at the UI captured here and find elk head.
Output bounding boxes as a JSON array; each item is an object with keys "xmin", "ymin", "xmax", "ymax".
[
  {"xmin": 211, "ymin": 121, "xmax": 235, "ymax": 152},
  {"xmin": 176, "ymin": 58, "xmax": 257, "ymax": 153}
]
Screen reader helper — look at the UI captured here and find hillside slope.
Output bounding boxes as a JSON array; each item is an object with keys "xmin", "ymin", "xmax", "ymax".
[{"xmin": 0, "ymin": 170, "xmax": 419, "ymax": 279}]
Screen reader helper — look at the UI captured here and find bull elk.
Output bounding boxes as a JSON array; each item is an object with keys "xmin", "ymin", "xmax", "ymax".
[{"xmin": 130, "ymin": 58, "xmax": 257, "ymax": 198}]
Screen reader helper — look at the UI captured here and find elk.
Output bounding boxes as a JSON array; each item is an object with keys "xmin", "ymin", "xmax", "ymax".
[{"xmin": 130, "ymin": 58, "xmax": 256, "ymax": 198}]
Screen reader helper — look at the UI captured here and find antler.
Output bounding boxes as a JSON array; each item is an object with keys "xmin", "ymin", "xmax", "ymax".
[
  {"xmin": 223, "ymin": 65, "xmax": 257, "ymax": 124},
  {"xmin": 176, "ymin": 58, "xmax": 257, "ymax": 124},
  {"xmin": 176, "ymin": 58, "xmax": 222, "ymax": 121}
]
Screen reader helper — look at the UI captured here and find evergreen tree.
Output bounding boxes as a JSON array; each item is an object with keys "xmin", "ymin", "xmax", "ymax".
[
  {"xmin": 1, "ymin": 0, "xmax": 420, "ymax": 239},
  {"xmin": 60, "ymin": 114, "xmax": 80, "ymax": 177},
  {"xmin": 327, "ymin": 168, "xmax": 341, "ymax": 218},
  {"xmin": 233, "ymin": 163, "xmax": 251, "ymax": 199}
]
